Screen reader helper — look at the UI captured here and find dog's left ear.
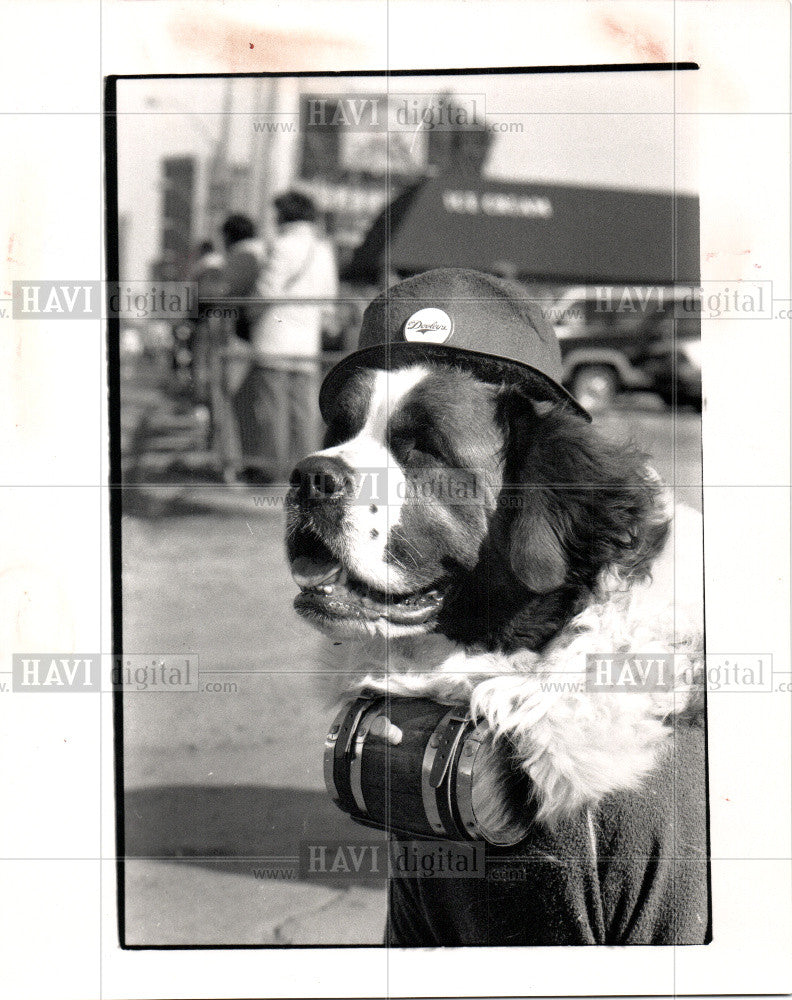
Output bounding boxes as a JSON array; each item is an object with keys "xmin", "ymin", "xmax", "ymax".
[
  {"xmin": 497, "ymin": 394, "xmax": 569, "ymax": 592},
  {"xmin": 507, "ymin": 481, "xmax": 568, "ymax": 593},
  {"xmin": 498, "ymin": 391, "xmax": 671, "ymax": 593}
]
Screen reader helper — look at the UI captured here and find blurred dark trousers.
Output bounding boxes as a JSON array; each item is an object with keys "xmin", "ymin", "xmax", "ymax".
[{"xmin": 233, "ymin": 362, "xmax": 321, "ymax": 481}]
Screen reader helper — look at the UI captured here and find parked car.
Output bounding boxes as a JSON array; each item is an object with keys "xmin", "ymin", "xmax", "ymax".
[
  {"xmin": 635, "ymin": 310, "xmax": 702, "ymax": 410},
  {"xmin": 550, "ymin": 285, "xmax": 701, "ymax": 411}
]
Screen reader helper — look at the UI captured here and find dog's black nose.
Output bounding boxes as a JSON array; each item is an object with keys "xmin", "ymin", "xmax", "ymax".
[{"xmin": 289, "ymin": 455, "xmax": 355, "ymax": 502}]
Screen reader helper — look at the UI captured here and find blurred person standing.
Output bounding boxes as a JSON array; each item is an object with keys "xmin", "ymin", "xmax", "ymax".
[
  {"xmin": 189, "ymin": 240, "xmax": 226, "ymax": 404},
  {"xmin": 204, "ymin": 215, "xmax": 265, "ymax": 482},
  {"xmin": 191, "ymin": 239, "xmax": 225, "ymax": 285},
  {"xmin": 235, "ymin": 191, "xmax": 338, "ymax": 484},
  {"xmin": 221, "ymin": 215, "xmax": 267, "ymax": 343}
]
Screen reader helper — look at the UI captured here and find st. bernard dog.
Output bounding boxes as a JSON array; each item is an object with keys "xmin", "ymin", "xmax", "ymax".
[{"xmin": 285, "ymin": 269, "xmax": 707, "ymax": 946}]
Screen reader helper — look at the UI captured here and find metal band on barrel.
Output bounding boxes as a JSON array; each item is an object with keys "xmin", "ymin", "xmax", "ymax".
[
  {"xmin": 436, "ymin": 714, "xmax": 471, "ymax": 841},
  {"xmin": 456, "ymin": 723, "xmax": 531, "ymax": 847},
  {"xmin": 349, "ymin": 701, "xmax": 381, "ymax": 815},
  {"xmin": 323, "ymin": 702, "xmax": 352, "ymax": 806},
  {"xmin": 455, "ymin": 723, "xmax": 487, "ymax": 840},
  {"xmin": 328, "ymin": 697, "xmax": 375, "ymax": 816}
]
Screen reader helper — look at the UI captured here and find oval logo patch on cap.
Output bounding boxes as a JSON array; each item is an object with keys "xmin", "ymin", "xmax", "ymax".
[{"xmin": 403, "ymin": 308, "xmax": 454, "ymax": 344}]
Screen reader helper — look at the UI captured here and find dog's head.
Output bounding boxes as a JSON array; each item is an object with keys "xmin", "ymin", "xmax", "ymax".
[{"xmin": 286, "ymin": 363, "xmax": 669, "ymax": 650}]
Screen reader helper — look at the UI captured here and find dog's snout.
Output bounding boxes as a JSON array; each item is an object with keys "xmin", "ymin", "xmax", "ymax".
[{"xmin": 290, "ymin": 455, "xmax": 355, "ymax": 502}]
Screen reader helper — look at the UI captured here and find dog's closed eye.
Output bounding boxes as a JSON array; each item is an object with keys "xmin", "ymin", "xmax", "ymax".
[{"xmin": 389, "ymin": 430, "xmax": 444, "ymax": 465}]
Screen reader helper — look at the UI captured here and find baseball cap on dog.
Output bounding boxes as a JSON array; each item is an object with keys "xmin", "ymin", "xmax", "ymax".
[{"xmin": 320, "ymin": 268, "xmax": 591, "ymax": 422}]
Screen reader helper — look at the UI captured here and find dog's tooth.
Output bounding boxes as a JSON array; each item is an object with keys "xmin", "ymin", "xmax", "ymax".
[{"xmin": 291, "ymin": 556, "xmax": 342, "ymax": 589}]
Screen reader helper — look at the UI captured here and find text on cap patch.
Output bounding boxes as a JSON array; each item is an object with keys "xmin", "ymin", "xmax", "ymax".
[{"xmin": 403, "ymin": 308, "xmax": 454, "ymax": 344}]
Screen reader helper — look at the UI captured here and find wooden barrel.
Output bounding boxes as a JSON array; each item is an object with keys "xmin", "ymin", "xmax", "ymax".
[{"xmin": 324, "ymin": 696, "xmax": 531, "ymax": 846}]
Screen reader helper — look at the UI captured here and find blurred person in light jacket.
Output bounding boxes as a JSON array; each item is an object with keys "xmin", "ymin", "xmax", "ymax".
[{"xmin": 234, "ymin": 191, "xmax": 338, "ymax": 484}]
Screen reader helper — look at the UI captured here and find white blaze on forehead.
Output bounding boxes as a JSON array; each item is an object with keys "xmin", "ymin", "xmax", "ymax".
[
  {"xmin": 319, "ymin": 366, "xmax": 430, "ymax": 464},
  {"xmin": 360, "ymin": 366, "xmax": 431, "ymax": 441},
  {"xmin": 317, "ymin": 366, "xmax": 429, "ymax": 592}
]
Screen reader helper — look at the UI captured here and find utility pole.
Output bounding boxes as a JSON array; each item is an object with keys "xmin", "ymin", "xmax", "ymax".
[
  {"xmin": 248, "ymin": 76, "xmax": 301, "ymax": 242},
  {"xmin": 205, "ymin": 79, "xmax": 235, "ymax": 241},
  {"xmin": 254, "ymin": 77, "xmax": 278, "ymax": 242}
]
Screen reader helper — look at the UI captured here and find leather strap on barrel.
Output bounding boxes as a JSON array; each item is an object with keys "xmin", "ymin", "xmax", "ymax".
[
  {"xmin": 422, "ymin": 710, "xmax": 472, "ymax": 839},
  {"xmin": 428, "ymin": 712, "xmax": 471, "ymax": 788}
]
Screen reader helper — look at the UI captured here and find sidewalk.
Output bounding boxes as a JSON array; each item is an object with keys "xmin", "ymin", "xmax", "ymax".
[
  {"xmin": 125, "ymin": 860, "xmax": 386, "ymax": 946},
  {"xmin": 121, "ymin": 361, "xmax": 299, "ymax": 518},
  {"xmin": 122, "ymin": 496, "xmax": 387, "ymax": 946}
]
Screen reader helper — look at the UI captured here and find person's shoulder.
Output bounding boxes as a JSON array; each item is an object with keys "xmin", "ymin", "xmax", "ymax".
[
  {"xmin": 317, "ymin": 236, "xmax": 336, "ymax": 258},
  {"xmin": 201, "ymin": 251, "xmax": 225, "ymax": 270},
  {"xmin": 230, "ymin": 238, "xmax": 265, "ymax": 261},
  {"xmin": 280, "ymin": 222, "xmax": 317, "ymax": 245}
]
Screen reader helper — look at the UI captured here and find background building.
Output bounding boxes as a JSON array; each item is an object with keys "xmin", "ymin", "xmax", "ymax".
[{"xmin": 115, "ymin": 71, "xmax": 697, "ymax": 282}]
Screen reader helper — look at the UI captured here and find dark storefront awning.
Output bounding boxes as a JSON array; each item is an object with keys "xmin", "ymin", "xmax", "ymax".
[{"xmin": 343, "ymin": 174, "xmax": 699, "ymax": 286}]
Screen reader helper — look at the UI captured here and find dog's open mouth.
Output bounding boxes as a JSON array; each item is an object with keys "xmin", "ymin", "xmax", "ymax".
[{"xmin": 289, "ymin": 532, "xmax": 443, "ymax": 626}]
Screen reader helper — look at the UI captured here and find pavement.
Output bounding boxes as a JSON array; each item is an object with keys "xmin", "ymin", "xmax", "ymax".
[
  {"xmin": 125, "ymin": 862, "xmax": 387, "ymax": 946},
  {"xmin": 122, "ymin": 501, "xmax": 390, "ymax": 946},
  {"xmin": 121, "ymin": 362, "xmax": 391, "ymax": 945},
  {"xmin": 120, "ymin": 366, "xmax": 701, "ymax": 946}
]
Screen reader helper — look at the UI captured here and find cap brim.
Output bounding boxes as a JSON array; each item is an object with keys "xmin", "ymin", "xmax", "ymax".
[{"xmin": 319, "ymin": 342, "xmax": 592, "ymax": 423}]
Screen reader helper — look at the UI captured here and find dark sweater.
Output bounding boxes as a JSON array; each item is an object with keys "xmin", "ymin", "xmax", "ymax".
[
  {"xmin": 387, "ymin": 720, "xmax": 710, "ymax": 946},
  {"xmin": 223, "ymin": 238, "xmax": 265, "ymax": 341}
]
